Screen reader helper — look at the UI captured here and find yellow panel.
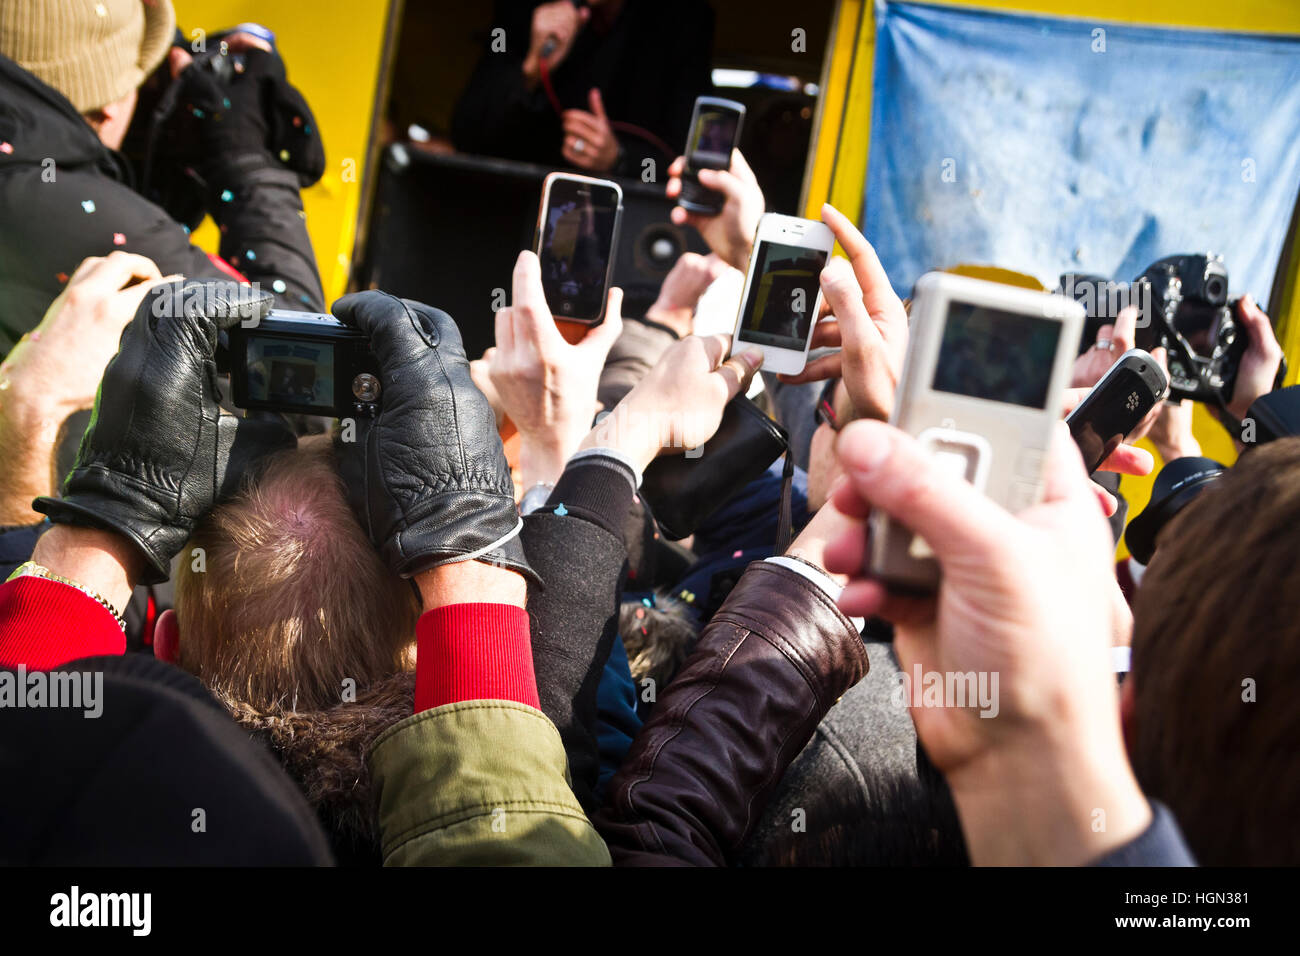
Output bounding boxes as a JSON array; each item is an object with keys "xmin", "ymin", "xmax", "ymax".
[{"xmin": 173, "ymin": 1, "xmax": 392, "ymax": 303}]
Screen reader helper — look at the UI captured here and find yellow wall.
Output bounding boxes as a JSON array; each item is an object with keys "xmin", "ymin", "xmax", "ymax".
[
  {"xmin": 173, "ymin": 1, "xmax": 392, "ymax": 302},
  {"xmin": 806, "ymin": 0, "xmax": 1300, "ymax": 556}
]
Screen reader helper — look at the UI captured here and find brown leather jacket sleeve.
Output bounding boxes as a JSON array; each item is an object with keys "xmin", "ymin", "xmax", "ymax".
[{"xmin": 593, "ymin": 560, "xmax": 870, "ymax": 865}]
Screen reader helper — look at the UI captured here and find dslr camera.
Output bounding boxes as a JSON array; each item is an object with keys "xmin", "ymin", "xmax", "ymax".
[
  {"xmin": 1060, "ymin": 253, "xmax": 1283, "ymax": 407},
  {"xmin": 220, "ymin": 311, "xmax": 381, "ymax": 418}
]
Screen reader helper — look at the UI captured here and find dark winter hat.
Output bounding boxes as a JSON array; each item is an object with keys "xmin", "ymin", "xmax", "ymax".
[
  {"xmin": 1124, "ymin": 456, "xmax": 1227, "ymax": 565},
  {"xmin": 0, "ymin": 652, "xmax": 334, "ymax": 864}
]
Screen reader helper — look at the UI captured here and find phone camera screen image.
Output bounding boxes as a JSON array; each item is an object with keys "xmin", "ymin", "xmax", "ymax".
[
  {"xmin": 931, "ymin": 303, "xmax": 1061, "ymax": 409},
  {"xmin": 737, "ymin": 241, "xmax": 829, "ymax": 350},
  {"xmin": 689, "ymin": 108, "xmax": 739, "ymax": 168},
  {"xmin": 539, "ymin": 180, "xmax": 618, "ymax": 321},
  {"xmin": 246, "ymin": 336, "xmax": 335, "ymax": 411}
]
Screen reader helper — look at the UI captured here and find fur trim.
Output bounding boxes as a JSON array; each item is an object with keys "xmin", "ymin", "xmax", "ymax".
[
  {"xmin": 215, "ymin": 671, "xmax": 415, "ymax": 861},
  {"xmin": 619, "ymin": 590, "xmax": 699, "ymax": 690}
]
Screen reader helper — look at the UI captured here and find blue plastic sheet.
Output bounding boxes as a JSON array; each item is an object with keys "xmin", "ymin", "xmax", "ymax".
[{"xmin": 864, "ymin": 2, "xmax": 1300, "ymax": 306}]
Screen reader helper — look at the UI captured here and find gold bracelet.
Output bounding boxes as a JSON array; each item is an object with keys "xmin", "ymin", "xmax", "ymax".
[{"xmin": 6, "ymin": 561, "xmax": 128, "ymax": 632}]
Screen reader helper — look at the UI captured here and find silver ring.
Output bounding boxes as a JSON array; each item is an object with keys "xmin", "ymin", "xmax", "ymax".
[
  {"xmin": 1094, "ymin": 338, "xmax": 1113, "ymax": 352},
  {"xmin": 573, "ymin": 138, "xmax": 585, "ymax": 154}
]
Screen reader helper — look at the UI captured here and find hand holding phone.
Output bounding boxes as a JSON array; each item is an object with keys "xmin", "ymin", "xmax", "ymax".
[
  {"xmin": 869, "ymin": 273, "xmax": 1084, "ymax": 593},
  {"xmin": 678, "ymin": 97, "xmax": 746, "ymax": 215},
  {"xmin": 729, "ymin": 213, "xmax": 835, "ymax": 376},
  {"xmin": 535, "ymin": 172, "xmax": 623, "ymax": 327},
  {"xmin": 1066, "ymin": 348, "xmax": 1168, "ymax": 474}
]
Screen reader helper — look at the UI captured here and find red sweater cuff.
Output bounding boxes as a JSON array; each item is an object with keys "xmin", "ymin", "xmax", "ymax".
[
  {"xmin": 0, "ymin": 577, "xmax": 125, "ymax": 670},
  {"xmin": 414, "ymin": 603, "xmax": 539, "ymax": 713}
]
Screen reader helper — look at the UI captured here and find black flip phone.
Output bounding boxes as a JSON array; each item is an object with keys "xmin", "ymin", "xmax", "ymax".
[
  {"xmin": 678, "ymin": 96, "xmax": 745, "ymax": 215},
  {"xmin": 1066, "ymin": 348, "xmax": 1169, "ymax": 474}
]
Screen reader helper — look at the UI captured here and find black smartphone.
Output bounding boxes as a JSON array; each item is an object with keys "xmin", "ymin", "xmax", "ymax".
[
  {"xmin": 535, "ymin": 172, "xmax": 623, "ymax": 325},
  {"xmin": 226, "ymin": 311, "xmax": 381, "ymax": 418},
  {"xmin": 678, "ymin": 96, "xmax": 746, "ymax": 215},
  {"xmin": 1066, "ymin": 348, "xmax": 1169, "ymax": 474}
]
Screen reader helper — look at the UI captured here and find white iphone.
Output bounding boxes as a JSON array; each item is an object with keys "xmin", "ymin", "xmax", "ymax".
[
  {"xmin": 869, "ymin": 272, "xmax": 1084, "ymax": 593},
  {"xmin": 730, "ymin": 213, "xmax": 835, "ymax": 375}
]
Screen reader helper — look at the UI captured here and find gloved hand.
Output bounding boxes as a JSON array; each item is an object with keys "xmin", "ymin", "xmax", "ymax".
[
  {"xmin": 34, "ymin": 281, "xmax": 296, "ymax": 584},
  {"xmin": 330, "ymin": 291, "xmax": 538, "ymax": 585},
  {"xmin": 183, "ymin": 45, "xmax": 325, "ymax": 188}
]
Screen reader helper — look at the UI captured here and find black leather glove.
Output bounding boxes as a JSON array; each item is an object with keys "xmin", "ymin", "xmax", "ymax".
[
  {"xmin": 330, "ymin": 292, "xmax": 538, "ymax": 585},
  {"xmin": 34, "ymin": 281, "xmax": 296, "ymax": 584}
]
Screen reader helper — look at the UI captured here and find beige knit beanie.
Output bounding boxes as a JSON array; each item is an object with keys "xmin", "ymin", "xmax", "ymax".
[{"xmin": 0, "ymin": 0, "xmax": 176, "ymax": 113}]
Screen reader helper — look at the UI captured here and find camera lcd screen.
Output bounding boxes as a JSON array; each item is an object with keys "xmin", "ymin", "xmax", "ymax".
[
  {"xmin": 539, "ymin": 178, "xmax": 619, "ymax": 321},
  {"xmin": 245, "ymin": 335, "xmax": 335, "ymax": 411},
  {"xmin": 688, "ymin": 107, "xmax": 740, "ymax": 169},
  {"xmin": 736, "ymin": 240, "xmax": 828, "ymax": 351},
  {"xmin": 932, "ymin": 303, "xmax": 1060, "ymax": 409}
]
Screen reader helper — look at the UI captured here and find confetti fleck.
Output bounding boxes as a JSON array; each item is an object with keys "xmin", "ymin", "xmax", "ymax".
[
  {"xmin": 635, "ymin": 608, "xmax": 645, "ymax": 620},
  {"xmin": 279, "ymin": 149, "xmax": 290, "ymax": 162},
  {"xmin": 272, "ymin": 279, "xmax": 286, "ymax": 293},
  {"xmin": 55, "ymin": 272, "xmax": 69, "ymax": 283},
  {"xmin": 293, "ymin": 116, "xmax": 302, "ymax": 127},
  {"xmin": 30, "ymin": 331, "xmax": 41, "ymax": 342},
  {"xmin": 112, "ymin": 233, "xmax": 126, "ymax": 245},
  {"xmin": 182, "ymin": 225, "xmax": 191, "ymax": 235},
  {"xmin": 641, "ymin": 596, "xmax": 652, "ymax": 607},
  {"xmin": 220, "ymin": 189, "xmax": 234, "ymax": 203},
  {"xmin": 245, "ymin": 249, "xmax": 256, "ymax": 261},
  {"xmin": 0, "ymin": 142, "xmax": 12, "ymax": 154},
  {"xmin": 81, "ymin": 200, "xmax": 95, "ymax": 213},
  {"xmin": 223, "ymin": 98, "xmax": 231, "ymax": 109},
  {"xmin": 192, "ymin": 108, "xmax": 205, "ymax": 119},
  {"xmin": 732, "ymin": 549, "xmax": 743, "ymax": 559},
  {"xmin": 554, "ymin": 503, "xmax": 568, "ymax": 517}
]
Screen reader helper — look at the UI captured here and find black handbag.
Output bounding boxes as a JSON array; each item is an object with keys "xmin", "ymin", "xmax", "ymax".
[{"xmin": 639, "ymin": 395, "xmax": 790, "ymax": 541}]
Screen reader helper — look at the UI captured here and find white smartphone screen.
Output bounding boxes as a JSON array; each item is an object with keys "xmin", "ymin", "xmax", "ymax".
[{"xmin": 734, "ymin": 239, "xmax": 830, "ymax": 351}]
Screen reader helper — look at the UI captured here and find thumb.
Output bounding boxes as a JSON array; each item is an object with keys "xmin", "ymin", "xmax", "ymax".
[
  {"xmin": 580, "ymin": 287, "xmax": 624, "ymax": 354},
  {"xmin": 831, "ymin": 420, "xmax": 1015, "ymax": 565}
]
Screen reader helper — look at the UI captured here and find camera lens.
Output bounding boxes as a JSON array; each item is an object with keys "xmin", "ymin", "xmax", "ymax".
[{"xmin": 353, "ymin": 373, "xmax": 380, "ymax": 403}]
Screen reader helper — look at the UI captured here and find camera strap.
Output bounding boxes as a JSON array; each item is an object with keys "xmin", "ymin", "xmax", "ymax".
[{"xmin": 775, "ymin": 451, "xmax": 794, "ymax": 555}]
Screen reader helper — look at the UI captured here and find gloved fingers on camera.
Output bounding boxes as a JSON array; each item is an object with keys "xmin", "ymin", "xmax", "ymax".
[{"xmin": 332, "ymin": 291, "xmax": 446, "ymax": 370}]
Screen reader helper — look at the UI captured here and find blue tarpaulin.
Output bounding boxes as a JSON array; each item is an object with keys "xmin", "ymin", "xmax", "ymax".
[{"xmin": 864, "ymin": 2, "xmax": 1300, "ymax": 307}]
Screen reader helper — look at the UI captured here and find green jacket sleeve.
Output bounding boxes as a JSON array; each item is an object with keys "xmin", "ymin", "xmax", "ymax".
[{"xmin": 368, "ymin": 699, "xmax": 611, "ymax": 866}]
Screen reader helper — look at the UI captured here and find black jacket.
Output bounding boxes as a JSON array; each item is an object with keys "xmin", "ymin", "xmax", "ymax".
[
  {"xmin": 521, "ymin": 452, "xmax": 637, "ymax": 814},
  {"xmin": 452, "ymin": 0, "xmax": 713, "ymax": 175},
  {"xmin": 0, "ymin": 53, "xmax": 323, "ymax": 355}
]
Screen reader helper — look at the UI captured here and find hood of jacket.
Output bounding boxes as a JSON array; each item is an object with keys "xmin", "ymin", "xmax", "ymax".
[
  {"xmin": 214, "ymin": 671, "xmax": 416, "ymax": 866},
  {"xmin": 0, "ymin": 52, "xmax": 124, "ymax": 178}
]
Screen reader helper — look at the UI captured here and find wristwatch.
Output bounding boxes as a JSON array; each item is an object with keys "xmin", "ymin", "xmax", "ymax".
[{"xmin": 6, "ymin": 561, "xmax": 128, "ymax": 632}]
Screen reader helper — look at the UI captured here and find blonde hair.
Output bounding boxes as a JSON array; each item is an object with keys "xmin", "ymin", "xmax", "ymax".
[{"xmin": 176, "ymin": 439, "xmax": 419, "ymax": 712}]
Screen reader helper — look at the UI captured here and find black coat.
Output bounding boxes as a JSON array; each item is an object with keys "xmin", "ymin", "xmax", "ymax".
[
  {"xmin": 0, "ymin": 53, "xmax": 324, "ymax": 355},
  {"xmin": 452, "ymin": 0, "xmax": 714, "ymax": 174}
]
